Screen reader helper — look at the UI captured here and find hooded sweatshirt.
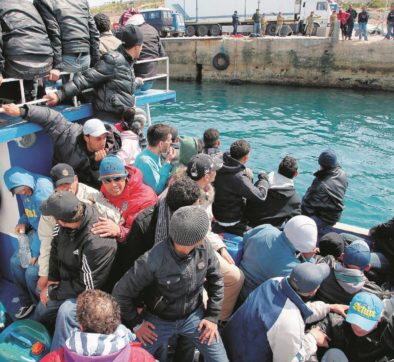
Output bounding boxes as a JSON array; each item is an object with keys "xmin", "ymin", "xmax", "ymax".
[
  {"xmin": 244, "ymin": 171, "xmax": 301, "ymax": 227},
  {"xmin": 3, "ymin": 167, "xmax": 54, "ymax": 258}
]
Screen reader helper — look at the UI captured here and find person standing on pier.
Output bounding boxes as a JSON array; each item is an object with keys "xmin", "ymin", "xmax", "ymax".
[
  {"xmin": 329, "ymin": 10, "xmax": 338, "ymax": 37},
  {"xmin": 252, "ymin": 9, "xmax": 262, "ymax": 35},
  {"xmin": 385, "ymin": 4, "xmax": 394, "ymax": 39},
  {"xmin": 346, "ymin": 5, "xmax": 357, "ymax": 40},
  {"xmin": 232, "ymin": 10, "xmax": 240, "ymax": 35},
  {"xmin": 305, "ymin": 11, "xmax": 320, "ymax": 36},
  {"xmin": 276, "ymin": 12, "xmax": 285, "ymax": 36},
  {"xmin": 337, "ymin": 10, "xmax": 351, "ymax": 40},
  {"xmin": 261, "ymin": 13, "xmax": 267, "ymax": 36},
  {"xmin": 358, "ymin": 6, "xmax": 369, "ymax": 41}
]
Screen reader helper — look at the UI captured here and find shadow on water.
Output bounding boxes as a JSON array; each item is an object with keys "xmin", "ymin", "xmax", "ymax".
[{"xmin": 152, "ymin": 81, "xmax": 394, "ymax": 228}]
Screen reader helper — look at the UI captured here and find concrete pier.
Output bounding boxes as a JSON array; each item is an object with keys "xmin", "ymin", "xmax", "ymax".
[{"xmin": 162, "ymin": 36, "xmax": 394, "ymax": 91}]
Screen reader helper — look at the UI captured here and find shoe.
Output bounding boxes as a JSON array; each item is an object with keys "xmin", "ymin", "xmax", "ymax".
[{"xmin": 15, "ymin": 305, "xmax": 35, "ymax": 319}]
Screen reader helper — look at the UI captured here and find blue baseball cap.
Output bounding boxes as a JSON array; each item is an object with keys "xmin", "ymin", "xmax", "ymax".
[
  {"xmin": 346, "ymin": 292, "xmax": 383, "ymax": 332},
  {"xmin": 289, "ymin": 262, "xmax": 330, "ymax": 293},
  {"xmin": 99, "ymin": 155, "xmax": 128, "ymax": 181},
  {"xmin": 343, "ymin": 240, "xmax": 371, "ymax": 270}
]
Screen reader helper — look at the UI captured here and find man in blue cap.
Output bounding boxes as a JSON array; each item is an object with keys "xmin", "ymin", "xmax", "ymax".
[{"xmin": 302, "ymin": 149, "xmax": 348, "ymax": 235}]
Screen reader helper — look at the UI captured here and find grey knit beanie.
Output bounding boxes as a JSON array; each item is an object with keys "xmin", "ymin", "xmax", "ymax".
[{"xmin": 169, "ymin": 206, "xmax": 209, "ymax": 246}]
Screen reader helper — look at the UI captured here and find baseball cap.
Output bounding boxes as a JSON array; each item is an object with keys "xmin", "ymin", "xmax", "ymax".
[
  {"xmin": 50, "ymin": 164, "xmax": 75, "ymax": 187},
  {"xmin": 343, "ymin": 240, "xmax": 371, "ymax": 270},
  {"xmin": 187, "ymin": 154, "xmax": 222, "ymax": 181},
  {"xmin": 289, "ymin": 262, "xmax": 330, "ymax": 293},
  {"xmin": 83, "ymin": 119, "xmax": 108, "ymax": 137},
  {"xmin": 41, "ymin": 191, "xmax": 82, "ymax": 222},
  {"xmin": 346, "ymin": 292, "xmax": 383, "ymax": 332},
  {"xmin": 284, "ymin": 215, "xmax": 317, "ymax": 253},
  {"xmin": 121, "ymin": 24, "xmax": 143, "ymax": 49}
]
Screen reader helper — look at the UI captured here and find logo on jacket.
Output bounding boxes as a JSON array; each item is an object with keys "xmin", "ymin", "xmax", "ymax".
[
  {"xmin": 197, "ymin": 261, "xmax": 205, "ymax": 269},
  {"xmin": 73, "ymin": 249, "xmax": 79, "ymax": 256},
  {"xmin": 121, "ymin": 202, "xmax": 128, "ymax": 212}
]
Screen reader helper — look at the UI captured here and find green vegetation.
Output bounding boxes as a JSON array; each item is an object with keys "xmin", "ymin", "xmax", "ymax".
[
  {"xmin": 341, "ymin": 0, "xmax": 390, "ymax": 9},
  {"xmin": 91, "ymin": 0, "xmax": 164, "ymax": 15}
]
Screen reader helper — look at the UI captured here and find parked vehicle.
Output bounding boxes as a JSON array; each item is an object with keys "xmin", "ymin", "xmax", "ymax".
[
  {"xmin": 165, "ymin": 0, "xmax": 338, "ymax": 36},
  {"xmin": 140, "ymin": 7, "xmax": 185, "ymax": 37}
]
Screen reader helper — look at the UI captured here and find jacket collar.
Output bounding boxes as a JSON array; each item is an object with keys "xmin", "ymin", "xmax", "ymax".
[
  {"xmin": 117, "ymin": 45, "xmax": 135, "ymax": 64},
  {"xmin": 313, "ymin": 166, "xmax": 341, "ymax": 178}
]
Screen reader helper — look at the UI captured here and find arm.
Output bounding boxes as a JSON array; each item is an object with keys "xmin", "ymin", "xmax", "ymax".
[
  {"xmin": 37, "ymin": 216, "xmax": 57, "ymax": 277},
  {"xmin": 18, "ymin": 213, "xmax": 29, "ymax": 228},
  {"xmin": 135, "ymin": 157, "xmax": 172, "ymax": 195},
  {"xmin": 369, "ymin": 217, "xmax": 394, "ymax": 240},
  {"xmin": 238, "ymin": 173, "xmax": 269, "ymax": 203},
  {"xmin": 48, "ymin": 234, "xmax": 60, "ymax": 282},
  {"xmin": 87, "ymin": 6, "xmax": 100, "ymax": 67},
  {"xmin": 0, "ymin": 22, "xmax": 4, "ymax": 75},
  {"xmin": 305, "ymin": 301, "xmax": 331, "ymax": 324}
]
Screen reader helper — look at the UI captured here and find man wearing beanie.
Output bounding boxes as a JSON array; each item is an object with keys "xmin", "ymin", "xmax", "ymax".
[
  {"xmin": 223, "ymin": 263, "xmax": 349, "ymax": 362},
  {"xmin": 43, "ymin": 24, "xmax": 144, "ymax": 121},
  {"xmin": 302, "ymin": 149, "xmax": 348, "ymax": 234},
  {"xmin": 113, "ymin": 206, "xmax": 228, "ymax": 362},
  {"xmin": 239, "ymin": 215, "xmax": 318, "ymax": 302}
]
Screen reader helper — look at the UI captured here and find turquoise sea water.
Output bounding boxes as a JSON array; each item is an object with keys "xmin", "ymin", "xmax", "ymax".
[{"xmin": 151, "ymin": 81, "xmax": 394, "ymax": 229}]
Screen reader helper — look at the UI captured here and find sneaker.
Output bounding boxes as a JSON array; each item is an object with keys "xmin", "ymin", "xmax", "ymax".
[{"xmin": 15, "ymin": 305, "xmax": 35, "ymax": 319}]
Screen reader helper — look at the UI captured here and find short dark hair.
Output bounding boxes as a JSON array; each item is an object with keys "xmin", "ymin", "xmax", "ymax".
[
  {"xmin": 230, "ymin": 139, "xmax": 250, "ymax": 160},
  {"xmin": 170, "ymin": 127, "xmax": 179, "ymax": 143},
  {"xmin": 147, "ymin": 124, "xmax": 172, "ymax": 147},
  {"xmin": 278, "ymin": 156, "xmax": 298, "ymax": 179},
  {"xmin": 203, "ymin": 128, "xmax": 220, "ymax": 148},
  {"xmin": 76, "ymin": 290, "xmax": 121, "ymax": 334},
  {"xmin": 166, "ymin": 176, "xmax": 201, "ymax": 212},
  {"xmin": 94, "ymin": 13, "xmax": 111, "ymax": 34}
]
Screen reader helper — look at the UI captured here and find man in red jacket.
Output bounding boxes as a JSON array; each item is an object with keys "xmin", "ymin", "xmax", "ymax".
[{"xmin": 91, "ymin": 155, "xmax": 157, "ymax": 242}]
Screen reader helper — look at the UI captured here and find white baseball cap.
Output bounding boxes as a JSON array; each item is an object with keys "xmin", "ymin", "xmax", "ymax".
[
  {"xmin": 83, "ymin": 119, "xmax": 108, "ymax": 137},
  {"xmin": 284, "ymin": 215, "xmax": 317, "ymax": 253}
]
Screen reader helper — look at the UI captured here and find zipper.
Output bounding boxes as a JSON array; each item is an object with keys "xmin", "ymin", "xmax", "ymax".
[{"xmin": 153, "ymin": 296, "xmax": 164, "ymax": 311}]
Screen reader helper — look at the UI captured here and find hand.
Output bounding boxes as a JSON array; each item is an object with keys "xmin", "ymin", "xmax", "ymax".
[
  {"xmin": 165, "ymin": 146, "xmax": 176, "ymax": 163},
  {"xmin": 309, "ymin": 326, "xmax": 330, "ymax": 348},
  {"xmin": 135, "ymin": 321, "xmax": 158, "ymax": 345},
  {"xmin": 330, "ymin": 304, "xmax": 349, "ymax": 317},
  {"xmin": 37, "ymin": 276, "xmax": 48, "ymax": 291},
  {"xmin": 3, "ymin": 104, "xmax": 22, "ymax": 117},
  {"xmin": 94, "ymin": 148, "xmax": 108, "ymax": 162},
  {"xmin": 40, "ymin": 287, "xmax": 49, "ymax": 306},
  {"xmin": 43, "ymin": 92, "xmax": 59, "ymax": 106},
  {"xmin": 48, "ymin": 69, "xmax": 61, "ymax": 82},
  {"xmin": 0, "ymin": 75, "xmax": 3, "ymax": 86},
  {"xmin": 220, "ymin": 248, "xmax": 235, "ymax": 265},
  {"xmin": 15, "ymin": 224, "xmax": 26, "ymax": 235},
  {"xmin": 30, "ymin": 257, "xmax": 37, "ymax": 265},
  {"xmin": 91, "ymin": 217, "xmax": 121, "ymax": 238},
  {"xmin": 258, "ymin": 171, "xmax": 268, "ymax": 181},
  {"xmin": 198, "ymin": 319, "xmax": 220, "ymax": 345},
  {"xmin": 244, "ymin": 167, "xmax": 254, "ymax": 181}
]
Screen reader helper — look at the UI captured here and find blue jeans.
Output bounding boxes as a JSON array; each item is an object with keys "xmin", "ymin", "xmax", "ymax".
[
  {"xmin": 358, "ymin": 22, "xmax": 368, "ymax": 40},
  {"xmin": 51, "ymin": 299, "xmax": 78, "ymax": 351},
  {"xmin": 387, "ymin": 22, "xmax": 394, "ymax": 39},
  {"xmin": 10, "ymin": 252, "xmax": 39, "ymax": 307},
  {"xmin": 62, "ymin": 53, "xmax": 90, "ymax": 73},
  {"xmin": 253, "ymin": 22, "xmax": 261, "ymax": 34},
  {"xmin": 143, "ymin": 307, "xmax": 229, "ymax": 362}
]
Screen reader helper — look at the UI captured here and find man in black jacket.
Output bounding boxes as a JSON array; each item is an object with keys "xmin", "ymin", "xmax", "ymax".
[
  {"xmin": 245, "ymin": 155, "xmax": 301, "ymax": 228},
  {"xmin": 212, "ymin": 139, "xmax": 269, "ymax": 236},
  {"xmin": 2, "ymin": 103, "xmax": 122, "ymax": 189},
  {"xmin": 44, "ymin": 24, "xmax": 143, "ymax": 121},
  {"xmin": 33, "ymin": 191, "xmax": 117, "ymax": 350},
  {"xmin": 302, "ymin": 149, "xmax": 348, "ymax": 235},
  {"xmin": 33, "ymin": 0, "xmax": 100, "ymax": 78},
  {"xmin": 346, "ymin": 5, "xmax": 357, "ymax": 40},
  {"xmin": 113, "ymin": 206, "xmax": 228, "ymax": 362}
]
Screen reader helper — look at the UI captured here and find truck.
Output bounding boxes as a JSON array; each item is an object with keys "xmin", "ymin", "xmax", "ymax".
[
  {"xmin": 140, "ymin": 8, "xmax": 185, "ymax": 37},
  {"xmin": 164, "ymin": 0, "xmax": 338, "ymax": 36}
]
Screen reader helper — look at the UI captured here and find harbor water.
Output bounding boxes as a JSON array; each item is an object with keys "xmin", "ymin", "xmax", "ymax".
[{"xmin": 151, "ymin": 81, "xmax": 394, "ymax": 228}]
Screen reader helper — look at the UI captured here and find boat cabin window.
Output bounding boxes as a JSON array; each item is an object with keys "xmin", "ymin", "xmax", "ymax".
[{"xmin": 316, "ymin": 2, "xmax": 328, "ymax": 11}]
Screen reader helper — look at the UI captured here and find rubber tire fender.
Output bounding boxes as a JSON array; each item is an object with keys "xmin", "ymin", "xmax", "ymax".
[{"xmin": 212, "ymin": 52, "xmax": 230, "ymax": 71}]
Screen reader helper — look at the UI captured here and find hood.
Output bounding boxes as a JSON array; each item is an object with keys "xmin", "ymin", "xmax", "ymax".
[
  {"xmin": 268, "ymin": 171, "xmax": 294, "ymax": 190},
  {"xmin": 219, "ymin": 152, "xmax": 245, "ymax": 174},
  {"xmin": 3, "ymin": 166, "xmax": 36, "ymax": 191},
  {"xmin": 125, "ymin": 14, "xmax": 145, "ymax": 26},
  {"xmin": 313, "ymin": 166, "xmax": 342, "ymax": 179},
  {"xmin": 64, "ymin": 324, "xmax": 133, "ymax": 361}
]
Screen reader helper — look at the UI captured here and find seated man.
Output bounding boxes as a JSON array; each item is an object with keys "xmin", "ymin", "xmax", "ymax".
[
  {"xmin": 44, "ymin": 25, "xmax": 144, "ymax": 121},
  {"xmin": 134, "ymin": 123, "xmax": 175, "ymax": 194},
  {"xmin": 42, "ymin": 289, "xmax": 154, "ymax": 362},
  {"xmin": 113, "ymin": 206, "xmax": 228, "ymax": 362},
  {"xmin": 212, "ymin": 139, "xmax": 269, "ymax": 236},
  {"xmin": 222, "ymin": 263, "xmax": 349, "ymax": 362},
  {"xmin": 94, "ymin": 13, "xmax": 122, "ymax": 55},
  {"xmin": 302, "ymin": 149, "xmax": 348, "ymax": 234},
  {"xmin": 2, "ymin": 104, "xmax": 122, "ymax": 189},
  {"xmin": 239, "ymin": 215, "xmax": 318, "ymax": 301},
  {"xmin": 33, "ymin": 191, "xmax": 117, "ymax": 351},
  {"xmin": 245, "ymin": 155, "xmax": 301, "ymax": 228},
  {"xmin": 317, "ymin": 292, "xmax": 394, "ymax": 362},
  {"xmin": 3, "ymin": 167, "xmax": 53, "ymax": 319},
  {"xmin": 202, "ymin": 128, "xmax": 222, "ymax": 158}
]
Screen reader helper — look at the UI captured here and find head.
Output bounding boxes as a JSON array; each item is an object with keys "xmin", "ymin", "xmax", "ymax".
[
  {"xmin": 11, "ymin": 186, "xmax": 33, "ymax": 197},
  {"xmin": 125, "ymin": 13, "xmax": 145, "ymax": 26},
  {"xmin": 121, "ymin": 108, "xmax": 146, "ymax": 135},
  {"xmin": 230, "ymin": 139, "xmax": 250, "ymax": 164},
  {"xmin": 279, "ymin": 11, "xmax": 282, "ymax": 15},
  {"xmin": 318, "ymin": 149, "xmax": 338, "ymax": 170},
  {"xmin": 284, "ymin": 215, "xmax": 317, "ymax": 258},
  {"xmin": 346, "ymin": 292, "xmax": 384, "ymax": 337},
  {"xmin": 348, "ymin": 4, "xmax": 353, "ymax": 9},
  {"xmin": 169, "ymin": 206, "xmax": 210, "ymax": 256},
  {"xmin": 332, "ymin": 10, "xmax": 337, "ymax": 14},
  {"xmin": 311, "ymin": 11, "xmax": 314, "ymax": 15},
  {"xmin": 203, "ymin": 128, "xmax": 220, "ymax": 149},
  {"xmin": 41, "ymin": 191, "xmax": 85, "ymax": 229},
  {"xmin": 147, "ymin": 124, "xmax": 173, "ymax": 154},
  {"xmin": 121, "ymin": 24, "xmax": 143, "ymax": 59},
  {"xmin": 362, "ymin": 6, "xmax": 366, "ymax": 11},
  {"xmin": 187, "ymin": 153, "xmax": 222, "ymax": 187},
  {"xmin": 94, "ymin": 13, "xmax": 111, "ymax": 34},
  {"xmin": 83, "ymin": 119, "xmax": 108, "ymax": 153},
  {"xmin": 289, "ymin": 262, "xmax": 330, "ymax": 299},
  {"xmin": 50, "ymin": 163, "xmax": 78, "ymax": 194},
  {"xmin": 391, "ymin": 4, "xmax": 394, "ymax": 10},
  {"xmin": 76, "ymin": 290, "xmax": 121, "ymax": 334},
  {"xmin": 3, "ymin": 167, "xmax": 35, "ymax": 197},
  {"xmin": 318, "ymin": 232, "xmax": 345, "ymax": 259},
  {"xmin": 234, "ymin": 10, "xmax": 238, "ymax": 14},
  {"xmin": 170, "ymin": 127, "xmax": 179, "ymax": 144},
  {"xmin": 343, "ymin": 240, "xmax": 371, "ymax": 271},
  {"xmin": 166, "ymin": 176, "xmax": 201, "ymax": 213},
  {"xmin": 99, "ymin": 155, "xmax": 128, "ymax": 196},
  {"xmin": 256, "ymin": 8, "xmax": 259, "ymax": 12},
  {"xmin": 278, "ymin": 156, "xmax": 298, "ymax": 179}
]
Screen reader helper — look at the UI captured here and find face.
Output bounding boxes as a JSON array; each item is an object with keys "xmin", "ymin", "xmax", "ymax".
[
  {"xmin": 159, "ymin": 133, "xmax": 172, "ymax": 154},
  {"xmin": 129, "ymin": 44, "xmax": 143, "ymax": 59},
  {"xmin": 56, "ymin": 177, "xmax": 78, "ymax": 194},
  {"xmin": 351, "ymin": 323, "xmax": 374, "ymax": 337},
  {"xmin": 207, "ymin": 170, "xmax": 217, "ymax": 183},
  {"xmin": 58, "ymin": 219, "xmax": 81, "ymax": 230},
  {"xmin": 14, "ymin": 186, "xmax": 33, "ymax": 197},
  {"xmin": 84, "ymin": 134, "xmax": 107, "ymax": 152},
  {"xmin": 102, "ymin": 176, "xmax": 127, "ymax": 196}
]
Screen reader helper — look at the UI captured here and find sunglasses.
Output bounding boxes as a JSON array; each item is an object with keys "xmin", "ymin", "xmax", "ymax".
[{"xmin": 102, "ymin": 177, "xmax": 125, "ymax": 184}]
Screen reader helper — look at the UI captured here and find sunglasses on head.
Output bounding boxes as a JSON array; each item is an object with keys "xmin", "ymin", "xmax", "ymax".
[{"xmin": 102, "ymin": 177, "xmax": 125, "ymax": 184}]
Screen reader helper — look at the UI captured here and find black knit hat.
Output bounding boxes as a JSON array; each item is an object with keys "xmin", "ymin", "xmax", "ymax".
[
  {"xmin": 121, "ymin": 24, "xmax": 143, "ymax": 49},
  {"xmin": 169, "ymin": 206, "xmax": 209, "ymax": 246}
]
